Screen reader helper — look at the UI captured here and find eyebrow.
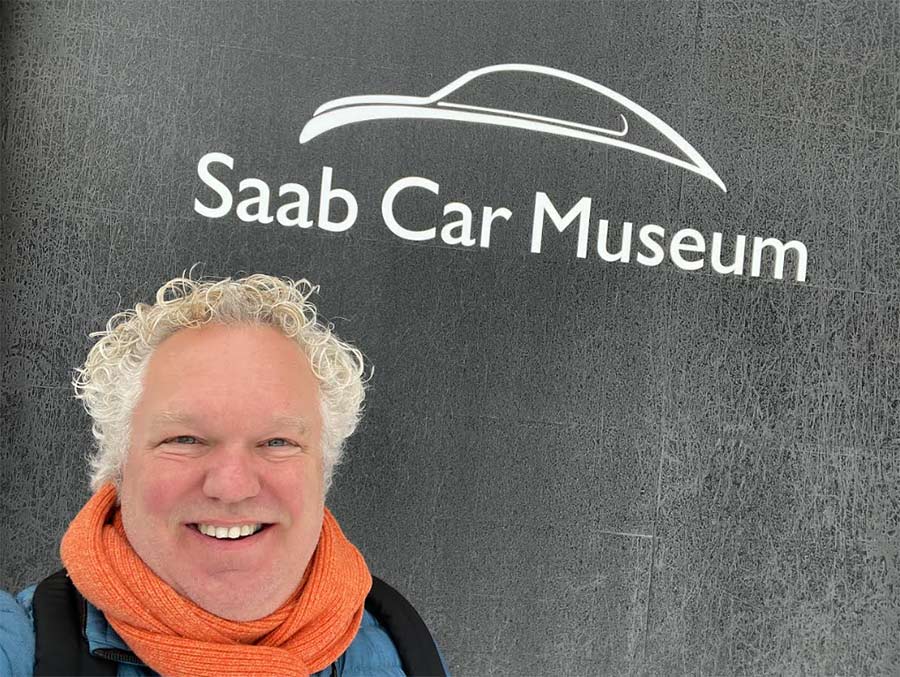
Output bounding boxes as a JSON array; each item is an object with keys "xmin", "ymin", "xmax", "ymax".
[
  {"xmin": 269, "ymin": 415, "xmax": 311, "ymax": 435},
  {"xmin": 149, "ymin": 411, "xmax": 198, "ymax": 428},
  {"xmin": 150, "ymin": 411, "xmax": 311, "ymax": 435}
]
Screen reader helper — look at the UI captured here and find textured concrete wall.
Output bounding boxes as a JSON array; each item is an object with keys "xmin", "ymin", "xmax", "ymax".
[{"xmin": 2, "ymin": 1, "xmax": 898, "ymax": 674}]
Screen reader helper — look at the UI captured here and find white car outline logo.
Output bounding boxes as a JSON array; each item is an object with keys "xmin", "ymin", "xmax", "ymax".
[{"xmin": 300, "ymin": 63, "xmax": 726, "ymax": 193}]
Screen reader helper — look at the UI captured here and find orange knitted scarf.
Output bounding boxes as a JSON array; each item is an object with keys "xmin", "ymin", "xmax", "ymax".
[{"xmin": 60, "ymin": 483, "xmax": 371, "ymax": 677}]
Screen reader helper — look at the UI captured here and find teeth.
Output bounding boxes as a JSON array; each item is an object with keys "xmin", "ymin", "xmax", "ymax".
[{"xmin": 196, "ymin": 523, "xmax": 263, "ymax": 539}]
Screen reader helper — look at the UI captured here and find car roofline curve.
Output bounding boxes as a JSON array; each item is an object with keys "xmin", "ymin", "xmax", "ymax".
[
  {"xmin": 305, "ymin": 63, "xmax": 726, "ymax": 192},
  {"xmin": 427, "ymin": 64, "xmax": 725, "ymax": 192},
  {"xmin": 300, "ymin": 105, "xmax": 721, "ymax": 185}
]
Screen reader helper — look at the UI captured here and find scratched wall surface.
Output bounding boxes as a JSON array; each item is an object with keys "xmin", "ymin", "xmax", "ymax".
[{"xmin": 2, "ymin": 1, "xmax": 899, "ymax": 674}]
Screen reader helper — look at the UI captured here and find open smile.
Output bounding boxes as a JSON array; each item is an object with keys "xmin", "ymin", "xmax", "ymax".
[{"xmin": 188, "ymin": 522, "xmax": 274, "ymax": 542}]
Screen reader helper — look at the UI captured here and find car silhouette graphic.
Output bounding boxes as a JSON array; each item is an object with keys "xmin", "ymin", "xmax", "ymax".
[{"xmin": 299, "ymin": 64, "xmax": 726, "ymax": 192}]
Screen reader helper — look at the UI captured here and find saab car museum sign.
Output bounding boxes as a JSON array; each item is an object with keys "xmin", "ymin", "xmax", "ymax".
[{"xmin": 194, "ymin": 64, "xmax": 808, "ymax": 282}]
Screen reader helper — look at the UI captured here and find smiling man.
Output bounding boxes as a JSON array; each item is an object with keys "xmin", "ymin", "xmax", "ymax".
[{"xmin": 0, "ymin": 274, "xmax": 445, "ymax": 676}]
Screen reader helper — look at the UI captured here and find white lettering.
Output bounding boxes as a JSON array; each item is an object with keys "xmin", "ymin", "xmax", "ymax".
[
  {"xmin": 318, "ymin": 166, "xmax": 358, "ymax": 232},
  {"xmin": 597, "ymin": 220, "xmax": 632, "ymax": 263},
  {"xmin": 480, "ymin": 206, "xmax": 512, "ymax": 248},
  {"xmin": 276, "ymin": 183, "xmax": 313, "ymax": 227},
  {"xmin": 531, "ymin": 193, "xmax": 591, "ymax": 258},
  {"xmin": 636, "ymin": 224, "xmax": 665, "ymax": 266},
  {"xmin": 191, "ymin": 159, "xmax": 809, "ymax": 283},
  {"xmin": 711, "ymin": 232, "xmax": 745, "ymax": 275},
  {"xmin": 441, "ymin": 202, "xmax": 476, "ymax": 246},
  {"xmin": 194, "ymin": 152, "xmax": 234, "ymax": 218},
  {"xmin": 751, "ymin": 237, "xmax": 808, "ymax": 282},
  {"xmin": 236, "ymin": 178, "xmax": 273, "ymax": 224},
  {"xmin": 381, "ymin": 176, "xmax": 439, "ymax": 241},
  {"xmin": 669, "ymin": 228, "xmax": 705, "ymax": 271}
]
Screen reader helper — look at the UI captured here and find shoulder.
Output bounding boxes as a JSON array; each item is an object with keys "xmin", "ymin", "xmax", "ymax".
[
  {"xmin": 0, "ymin": 586, "xmax": 36, "ymax": 677},
  {"xmin": 337, "ymin": 578, "xmax": 449, "ymax": 677},
  {"xmin": 359, "ymin": 577, "xmax": 448, "ymax": 677},
  {"xmin": 336, "ymin": 609, "xmax": 406, "ymax": 676}
]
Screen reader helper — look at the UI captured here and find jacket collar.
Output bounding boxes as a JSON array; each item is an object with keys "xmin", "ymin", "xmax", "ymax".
[{"xmin": 82, "ymin": 596, "xmax": 146, "ymax": 666}]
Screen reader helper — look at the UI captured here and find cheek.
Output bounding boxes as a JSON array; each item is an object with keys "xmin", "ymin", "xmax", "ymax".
[
  {"xmin": 141, "ymin": 478, "xmax": 181, "ymax": 519},
  {"xmin": 122, "ymin": 458, "xmax": 197, "ymax": 524},
  {"xmin": 268, "ymin": 462, "xmax": 324, "ymax": 521}
]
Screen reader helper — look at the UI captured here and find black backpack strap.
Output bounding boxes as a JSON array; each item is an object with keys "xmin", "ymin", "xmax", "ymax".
[
  {"xmin": 32, "ymin": 569, "xmax": 118, "ymax": 676},
  {"xmin": 365, "ymin": 576, "xmax": 447, "ymax": 677}
]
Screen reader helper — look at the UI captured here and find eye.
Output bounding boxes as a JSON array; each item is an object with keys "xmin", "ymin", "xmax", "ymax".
[
  {"xmin": 167, "ymin": 435, "xmax": 199, "ymax": 445},
  {"xmin": 264, "ymin": 438, "xmax": 293, "ymax": 448}
]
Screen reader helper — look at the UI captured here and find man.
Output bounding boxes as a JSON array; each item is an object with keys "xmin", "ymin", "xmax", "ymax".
[{"xmin": 0, "ymin": 273, "xmax": 445, "ymax": 676}]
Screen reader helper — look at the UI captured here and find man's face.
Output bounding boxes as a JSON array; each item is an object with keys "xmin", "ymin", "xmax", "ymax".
[{"xmin": 120, "ymin": 323, "xmax": 325, "ymax": 621}]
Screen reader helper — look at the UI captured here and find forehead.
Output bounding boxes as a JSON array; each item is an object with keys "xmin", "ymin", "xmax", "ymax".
[{"xmin": 136, "ymin": 323, "xmax": 321, "ymax": 426}]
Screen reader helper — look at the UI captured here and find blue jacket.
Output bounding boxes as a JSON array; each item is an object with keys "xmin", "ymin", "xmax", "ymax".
[{"xmin": 0, "ymin": 584, "xmax": 406, "ymax": 676}]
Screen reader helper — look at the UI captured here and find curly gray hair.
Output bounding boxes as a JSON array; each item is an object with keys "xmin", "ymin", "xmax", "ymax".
[{"xmin": 73, "ymin": 273, "xmax": 366, "ymax": 493}]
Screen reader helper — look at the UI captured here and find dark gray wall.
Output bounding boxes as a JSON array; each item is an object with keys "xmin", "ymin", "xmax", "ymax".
[{"xmin": 3, "ymin": 1, "xmax": 898, "ymax": 674}]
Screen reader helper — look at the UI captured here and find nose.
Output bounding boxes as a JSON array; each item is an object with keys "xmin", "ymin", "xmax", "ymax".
[{"xmin": 201, "ymin": 445, "xmax": 261, "ymax": 503}]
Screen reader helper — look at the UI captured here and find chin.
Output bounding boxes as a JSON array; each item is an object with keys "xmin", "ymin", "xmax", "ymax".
[
  {"xmin": 185, "ymin": 581, "xmax": 284, "ymax": 620},
  {"xmin": 205, "ymin": 600, "xmax": 277, "ymax": 622}
]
